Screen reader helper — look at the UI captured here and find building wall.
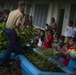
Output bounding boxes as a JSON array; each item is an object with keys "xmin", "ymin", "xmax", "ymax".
[
  {"xmin": 69, "ymin": 5, "xmax": 76, "ymax": 21},
  {"xmin": 46, "ymin": 3, "xmax": 59, "ymax": 24},
  {"xmin": 61, "ymin": 4, "xmax": 71, "ymax": 35},
  {"xmin": 46, "ymin": 3, "xmax": 53, "ymax": 25},
  {"xmin": 52, "ymin": 3, "xmax": 59, "ymax": 22},
  {"xmin": 0, "ymin": 2, "xmax": 72, "ymax": 35},
  {"xmin": 46, "ymin": 3, "xmax": 71, "ymax": 35},
  {"xmin": 33, "ymin": 4, "xmax": 49, "ymax": 28},
  {"xmin": 29, "ymin": 4, "xmax": 35, "ymax": 16}
]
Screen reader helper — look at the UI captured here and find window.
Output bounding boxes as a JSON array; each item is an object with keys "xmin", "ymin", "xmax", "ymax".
[
  {"xmin": 25, "ymin": 4, "xmax": 31, "ymax": 15},
  {"xmin": 33, "ymin": 4, "xmax": 49, "ymax": 28}
]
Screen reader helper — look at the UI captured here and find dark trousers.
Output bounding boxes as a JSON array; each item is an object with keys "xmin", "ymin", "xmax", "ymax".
[{"xmin": 2, "ymin": 28, "xmax": 22, "ymax": 64}]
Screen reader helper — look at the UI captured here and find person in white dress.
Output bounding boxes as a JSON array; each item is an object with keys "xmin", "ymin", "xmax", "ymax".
[{"xmin": 37, "ymin": 30, "xmax": 45, "ymax": 48}]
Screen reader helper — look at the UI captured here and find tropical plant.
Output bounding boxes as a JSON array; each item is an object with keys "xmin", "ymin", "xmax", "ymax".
[
  {"xmin": 0, "ymin": 22, "xmax": 8, "ymax": 53},
  {"xmin": 21, "ymin": 26, "xmax": 38, "ymax": 47},
  {"xmin": 24, "ymin": 47, "xmax": 63, "ymax": 72}
]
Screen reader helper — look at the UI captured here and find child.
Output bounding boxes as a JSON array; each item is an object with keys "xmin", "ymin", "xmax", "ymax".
[
  {"xmin": 57, "ymin": 37, "xmax": 75, "ymax": 66},
  {"xmin": 25, "ymin": 15, "xmax": 29, "ymax": 26},
  {"xmin": 44, "ymin": 30, "xmax": 53, "ymax": 48},
  {"xmin": 37, "ymin": 28, "xmax": 41, "ymax": 35},
  {"xmin": 68, "ymin": 43, "xmax": 76, "ymax": 71},
  {"xmin": 32, "ymin": 28, "xmax": 41, "ymax": 45},
  {"xmin": 45, "ymin": 23, "xmax": 50, "ymax": 30},
  {"xmin": 58, "ymin": 36, "xmax": 66, "ymax": 64},
  {"xmin": 52, "ymin": 29, "xmax": 57, "ymax": 38},
  {"xmin": 52, "ymin": 35, "xmax": 59, "ymax": 48},
  {"xmin": 64, "ymin": 37, "xmax": 70, "ymax": 45},
  {"xmin": 64, "ymin": 21, "xmax": 73, "ymax": 37},
  {"xmin": 28, "ymin": 16, "xmax": 32, "ymax": 26},
  {"xmin": 57, "ymin": 40, "xmax": 76, "ymax": 71},
  {"xmin": 65, "ymin": 37, "xmax": 75, "ymax": 66},
  {"xmin": 59, "ymin": 36, "xmax": 65, "ymax": 48},
  {"xmin": 37, "ymin": 30, "xmax": 45, "ymax": 48}
]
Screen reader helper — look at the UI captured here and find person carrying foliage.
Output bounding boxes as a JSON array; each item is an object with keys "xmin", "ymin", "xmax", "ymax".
[{"xmin": 0, "ymin": 1, "xmax": 25, "ymax": 66}]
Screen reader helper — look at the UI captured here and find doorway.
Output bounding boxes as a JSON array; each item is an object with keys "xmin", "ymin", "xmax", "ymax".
[{"xmin": 57, "ymin": 9, "xmax": 65, "ymax": 36}]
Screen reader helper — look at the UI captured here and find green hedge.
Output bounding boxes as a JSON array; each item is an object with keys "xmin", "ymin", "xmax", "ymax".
[{"xmin": 0, "ymin": 22, "xmax": 8, "ymax": 53}]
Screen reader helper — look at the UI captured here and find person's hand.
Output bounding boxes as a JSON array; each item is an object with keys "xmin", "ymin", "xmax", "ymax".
[
  {"xmin": 45, "ymin": 34, "xmax": 48, "ymax": 38},
  {"xmin": 63, "ymin": 46, "xmax": 68, "ymax": 51},
  {"xmin": 52, "ymin": 43, "xmax": 55, "ymax": 48},
  {"xmin": 45, "ymin": 35, "xmax": 48, "ymax": 41},
  {"xmin": 56, "ymin": 46, "xmax": 61, "ymax": 52}
]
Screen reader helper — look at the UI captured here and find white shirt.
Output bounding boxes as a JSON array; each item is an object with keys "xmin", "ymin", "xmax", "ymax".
[
  {"xmin": 37, "ymin": 38, "xmax": 43, "ymax": 47},
  {"xmin": 64, "ymin": 26, "xmax": 73, "ymax": 37},
  {"xmin": 72, "ymin": 27, "xmax": 76, "ymax": 36}
]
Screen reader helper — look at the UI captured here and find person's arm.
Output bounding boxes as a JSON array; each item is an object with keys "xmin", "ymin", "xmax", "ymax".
[
  {"xmin": 57, "ymin": 46, "xmax": 76, "ymax": 60},
  {"xmin": 15, "ymin": 15, "xmax": 25, "ymax": 35},
  {"xmin": 16, "ymin": 15, "xmax": 25, "ymax": 29},
  {"xmin": 52, "ymin": 43, "xmax": 57, "ymax": 48},
  {"xmin": 16, "ymin": 15, "xmax": 23, "ymax": 27},
  {"xmin": 47, "ymin": 36, "xmax": 52, "ymax": 42},
  {"xmin": 68, "ymin": 52, "xmax": 76, "ymax": 60},
  {"xmin": 69, "ymin": 56, "xmax": 76, "ymax": 60},
  {"xmin": 20, "ymin": 16, "xmax": 25, "ymax": 31},
  {"xmin": 45, "ymin": 35, "xmax": 48, "ymax": 41},
  {"xmin": 52, "ymin": 43, "xmax": 54, "ymax": 48},
  {"xmin": 57, "ymin": 46, "xmax": 69, "ymax": 55}
]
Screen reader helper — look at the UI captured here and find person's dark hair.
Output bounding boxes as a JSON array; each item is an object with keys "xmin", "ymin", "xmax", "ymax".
[
  {"xmin": 48, "ymin": 30, "xmax": 53, "ymax": 36},
  {"xmin": 40, "ymin": 30, "xmax": 45, "ymax": 42},
  {"xmin": 46, "ymin": 23, "xmax": 49, "ymax": 26},
  {"xmin": 2, "ymin": 9, "xmax": 10, "ymax": 15},
  {"xmin": 69, "ymin": 21, "xmax": 73, "ymax": 27},
  {"xmin": 51, "ymin": 17, "xmax": 55, "ymax": 22},
  {"xmin": 41, "ymin": 30, "xmax": 45, "ymax": 35},
  {"xmin": 54, "ymin": 35, "xmax": 59, "ymax": 39},
  {"xmin": 0, "ymin": 11, "xmax": 3, "ymax": 17},
  {"xmin": 26, "ymin": 15, "xmax": 29, "ymax": 18},
  {"xmin": 69, "ymin": 37, "xmax": 76, "ymax": 43},
  {"xmin": 59, "ymin": 36, "xmax": 65, "ymax": 42},
  {"xmin": 30, "ymin": 16, "xmax": 32, "ymax": 18},
  {"xmin": 18, "ymin": 1, "xmax": 25, "ymax": 6}
]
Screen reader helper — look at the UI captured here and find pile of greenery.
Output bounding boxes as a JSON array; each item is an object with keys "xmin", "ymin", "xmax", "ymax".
[
  {"xmin": 0, "ymin": 24, "xmax": 64, "ymax": 72},
  {"xmin": 21, "ymin": 26, "xmax": 38, "ymax": 46},
  {"xmin": 33, "ymin": 47, "xmax": 64, "ymax": 67},
  {"xmin": 24, "ymin": 46, "xmax": 63, "ymax": 72},
  {"xmin": 0, "ymin": 22, "xmax": 8, "ymax": 53},
  {"xmin": 36, "ymin": 47, "xmax": 60, "ymax": 59},
  {"xmin": 0, "ymin": 25, "xmax": 37, "ymax": 53}
]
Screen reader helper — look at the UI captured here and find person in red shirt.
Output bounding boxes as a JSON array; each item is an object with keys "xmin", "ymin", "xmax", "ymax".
[
  {"xmin": 25, "ymin": 15, "xmax": 29, "ymax": 26},
  {"xmin": 44, "ymin": 30, "xmax": 53, "ymax": 48},
  {"xmin": 65, "ymin": 37, "xmax": 75, "ymax": 66}
]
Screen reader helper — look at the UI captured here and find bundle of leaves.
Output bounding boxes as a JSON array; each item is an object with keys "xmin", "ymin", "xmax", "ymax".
[
  {"xmin": 37, "ymin": 47, "xmax": 61, "ymax": 59},
  {"xmin": 0, "ymin": 22, "xmax": 8, "ymax": 53},
  {"xmin": 21, "ymin": 26, "xmax": 38, "ymax": 47},
  {"xmin": 24, "ymin": 46, "xmax": 63, "ymax": 72},
  {"xmin": 33, "ymin": 47, "xmax": 64, "ymax": 67},
  {"xmin": 0, "ymin": 25, "xmax": 37, "ymax": 53}
]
